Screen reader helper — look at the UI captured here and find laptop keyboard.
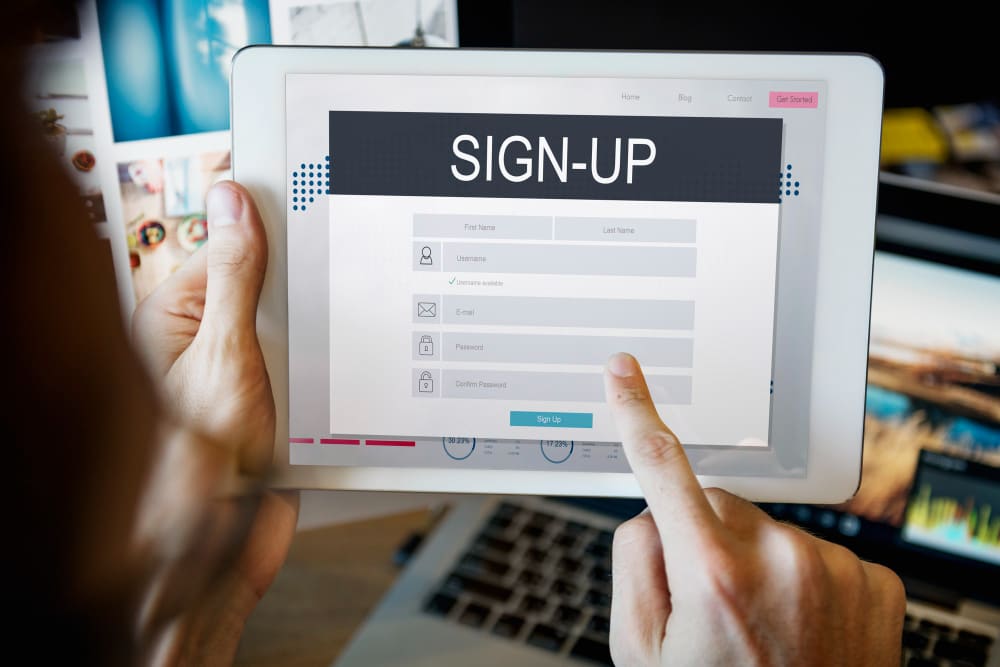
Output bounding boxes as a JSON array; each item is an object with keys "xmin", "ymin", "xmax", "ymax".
[
  {"xmin": 423, "ymin": 500, "xmax": 615, "ymax": 665},
  {"xmin": 903, "ymin": 602, "xmax": 997, "ymax": 667},
  {"xmin": 422, "ymin": 499, "xmax": 998, "ymax": 666}
]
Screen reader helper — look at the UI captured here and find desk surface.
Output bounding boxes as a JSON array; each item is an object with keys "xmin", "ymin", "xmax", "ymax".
[{"xmin": 235, "ymin": 509, "xmax": 432, "ymax": 667}]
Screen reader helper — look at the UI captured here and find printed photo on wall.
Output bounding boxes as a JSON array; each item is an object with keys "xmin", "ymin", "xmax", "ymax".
[
  {"xmin": 287, "ymin": 0, "xmax": 455, "ymax": 47},
  {"xmin": 118, "ymin": 151, "xmax": 230, "ymax": 302},
  {"xmin": 25, "ymin": 58, "xmax": 106, "ymax": 222},
  {"xmin": 96, "ymin": 0, "xmax": 271, "ymax": 142}
]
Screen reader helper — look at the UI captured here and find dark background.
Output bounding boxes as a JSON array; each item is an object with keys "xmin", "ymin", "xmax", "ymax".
[{"xmin": 457, "ymin": 0, "xmax": 996, "ymax": 109}]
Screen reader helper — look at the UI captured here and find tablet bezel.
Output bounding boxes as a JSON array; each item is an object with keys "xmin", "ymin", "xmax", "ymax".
[{"xmin": 231, "ymin": 46, "xmax": 883, "ymax": 502}]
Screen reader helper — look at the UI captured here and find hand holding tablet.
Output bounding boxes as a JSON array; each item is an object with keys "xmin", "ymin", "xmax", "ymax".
[{"xmin": 231, "ymin": 47, "xmax": 884, "ymax": 501}]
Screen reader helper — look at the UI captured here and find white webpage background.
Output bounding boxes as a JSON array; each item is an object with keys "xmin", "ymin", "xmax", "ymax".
[
  {"xmin": 286, "ymin": 74, "xmax": 828, "ymax": 469},
  {"xmin": 330, "ymin": 195, "xmax": 777, "ymax": 444}
]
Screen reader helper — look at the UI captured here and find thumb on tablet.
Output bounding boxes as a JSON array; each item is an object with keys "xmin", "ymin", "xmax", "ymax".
[
  {"xmin": 203, "ymin": 181, "xmax": 268, "ymax": 332},
  {"xmin": 604, "ymin": 353, "xmax": 719, "ymax": 553}
]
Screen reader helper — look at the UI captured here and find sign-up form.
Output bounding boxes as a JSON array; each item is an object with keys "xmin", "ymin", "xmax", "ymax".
[
  {"xmin": 285, "ymin": 75, "xmax": 828, "ymax": 470},
  {"xmin": 328, "ymin": 110, "xmax": 780, "ymax": 444}
]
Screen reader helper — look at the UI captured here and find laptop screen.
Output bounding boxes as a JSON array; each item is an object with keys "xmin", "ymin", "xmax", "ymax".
[
  {"xmin": 903, "ymin": 450, "xmax": 1000, "ymax": 566},
  {"xmin": 843, "ymin": 239, "xmax": 1000, "ymax": 562},
  {"xmin": 763, "ymin": 178, "xmax": 1000, "ymax": 589}
]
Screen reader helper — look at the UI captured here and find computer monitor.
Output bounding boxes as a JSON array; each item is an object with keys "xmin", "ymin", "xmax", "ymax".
[{"xmin": 761, "ymin": 175, "xmax": 1000, "ymax": 604}]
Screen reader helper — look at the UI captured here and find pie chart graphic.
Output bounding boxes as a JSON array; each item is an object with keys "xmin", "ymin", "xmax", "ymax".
[
  {"xmin": 540, "ymin": 440, "xmax": 574, "ymax": 464},
  {"xmin": 442, "ymin": 437, "xmax": 476, "ymax": 461}
]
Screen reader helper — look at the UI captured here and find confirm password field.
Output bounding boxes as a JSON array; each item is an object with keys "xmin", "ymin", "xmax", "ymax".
[{"xmin": 443, "ymin": 370, "xmax": 692, "ymax": 404}]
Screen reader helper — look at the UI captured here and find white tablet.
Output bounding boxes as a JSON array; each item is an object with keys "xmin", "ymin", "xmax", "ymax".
[{"xmin": 231, "ymin": 47, "xmax": 883, "ymax": 502}]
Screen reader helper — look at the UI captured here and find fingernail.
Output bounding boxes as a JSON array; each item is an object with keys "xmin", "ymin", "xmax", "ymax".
[
  {"xmin": 207, "ymin": 183, "xmax": 243, "ymax": 228},
  {"xmin": 607, "ymin": 352, "xmax": 638, "ymax": 378}
]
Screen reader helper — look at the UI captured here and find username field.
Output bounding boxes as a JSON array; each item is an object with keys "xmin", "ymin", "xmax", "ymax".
[{"xmin": 443, "ymin": 242, "xmax": 696, "ymax": 277}]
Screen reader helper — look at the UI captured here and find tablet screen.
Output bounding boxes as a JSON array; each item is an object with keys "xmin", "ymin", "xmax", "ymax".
[{"xmin": 284, "ymin": 74, "xmax": 827, "ymax": 472}]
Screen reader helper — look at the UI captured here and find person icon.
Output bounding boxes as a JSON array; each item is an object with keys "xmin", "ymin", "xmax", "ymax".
[{"xmin": 420, "ymin": 245, "xmax": 433, "ymax": 265}]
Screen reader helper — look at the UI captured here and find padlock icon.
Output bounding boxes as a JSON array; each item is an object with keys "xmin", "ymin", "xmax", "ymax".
[
  {"xmin": 418, "ymin": 371, "xmax": 434, "ymax": 393},
  {"xmin": 418, "ymin": 335, "xmax": 434, "ymax": 356}
]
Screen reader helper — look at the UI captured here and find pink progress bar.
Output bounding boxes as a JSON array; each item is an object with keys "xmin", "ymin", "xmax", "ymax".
[
  {"xmin": 366, "ymin": 439, "xmax": 416, "ymax": 447},
  {"xmin": 320, "ymin": 438, "xmax": 361, "ymax": 445},
  {"xmin": 288, "ymin": 437, "xmax": 315, "ymax": 444}
]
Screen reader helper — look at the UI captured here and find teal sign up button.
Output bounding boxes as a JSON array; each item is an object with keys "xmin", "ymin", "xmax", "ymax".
[{"xmin": 510, "ymin": 411, "xmax": 593, "ymax": 428}]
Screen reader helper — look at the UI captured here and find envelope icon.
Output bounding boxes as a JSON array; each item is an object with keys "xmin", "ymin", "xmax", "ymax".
[{"xmin": 417, "ymin": 301, "xmax": 437, "ymax": 318}]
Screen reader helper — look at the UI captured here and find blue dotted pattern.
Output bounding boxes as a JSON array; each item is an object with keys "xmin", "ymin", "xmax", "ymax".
[
  {"xmin": 778, "ymin": 163, "xmax": 800, "ymax": 202},
  {"xmin": 290, "ymin": 155, "xmax": 332, "ymax": 213}
]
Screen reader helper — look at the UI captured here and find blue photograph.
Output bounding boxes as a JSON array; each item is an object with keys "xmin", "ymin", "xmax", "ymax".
[{"xmin": 97, "ymin": 0, "xmax": 271, "ymax": 142}]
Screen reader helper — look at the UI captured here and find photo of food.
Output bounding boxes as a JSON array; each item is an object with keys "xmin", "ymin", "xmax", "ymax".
[
  {"xmin": 72, "ymin": 149, "xmax": 96, "ymax": 172},
  {"xmin": 287, "ymin": 0, "xmax": 455, "ymax": 47},
  {"xmin": 839, "ymin": 252, "xmax": 1000, "ymax": 526},
  {"xmin": 118, "ymin": 151, "xmax": 231, "ymax": 303},
  {"xmin": 96, "ymin": 0, "xmax": 271, "ymax": 141},
  {"xmin": 177, "ymin": 215, "xmax": 209, "ymax": 252},
  {"xmin": 137, "ymin": 220, "xmax": 167, "ymax": 248},
  {"xmin": 25, "ymin": 58, "xmax": 106, "ymax": 222}
]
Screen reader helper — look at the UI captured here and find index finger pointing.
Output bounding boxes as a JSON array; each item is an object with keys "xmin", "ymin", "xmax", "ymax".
[{"xmin": 604, "ymin": 353, "xmax": 720, "ymax": 548}]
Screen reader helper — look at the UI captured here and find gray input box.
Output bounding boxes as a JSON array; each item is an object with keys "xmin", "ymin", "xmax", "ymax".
[
  {"xmin": 443, "ymin": 333, "xmax": 693, "ymax": 367},
  {"xmin": 443, "ymin": 242, "xmax": 696, "ymax": 277},
  {"xmin": 413, "ymin": 331, "xmax": 439, "ymax": 361},
  {"xmin": 413, "ymin": 241, "xmax": 442, "ymax": 271},
  {"xmin": 413, "ymin": 294, "xmax": 440, "ymax": 323},
  {"xmin": 554, "ymin": 216, "xmax": 696, "ymax": 243},
  {"xmin": 412, "ymin": 367, "xmax": 439, "ymax": 397},
  {"xmin": 442, "ymin": 295, "xmax": 694, "ymax": 330},
  {"xmin": 414, "ymin": 213, "xmax": 552, "ymax": 240},
  {"xmin": 442, "ymin": 370, "xmax": 692, "ymax": 404}
]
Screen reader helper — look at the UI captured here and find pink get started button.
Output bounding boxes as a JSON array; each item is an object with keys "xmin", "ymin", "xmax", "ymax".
[{"xmin": 769, "ymin": 91, "xmax": 819, "ymax": 108}]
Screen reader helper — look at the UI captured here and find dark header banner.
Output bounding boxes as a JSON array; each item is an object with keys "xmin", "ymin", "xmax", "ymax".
[{"xmin": 328, "ymin": 111, "xmax": 782, "ymax": 203}]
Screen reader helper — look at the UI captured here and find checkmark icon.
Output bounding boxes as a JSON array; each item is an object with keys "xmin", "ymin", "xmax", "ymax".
[{"xmin": 448, "ymin": 276, "xmax": 456, "ymax": 285}]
